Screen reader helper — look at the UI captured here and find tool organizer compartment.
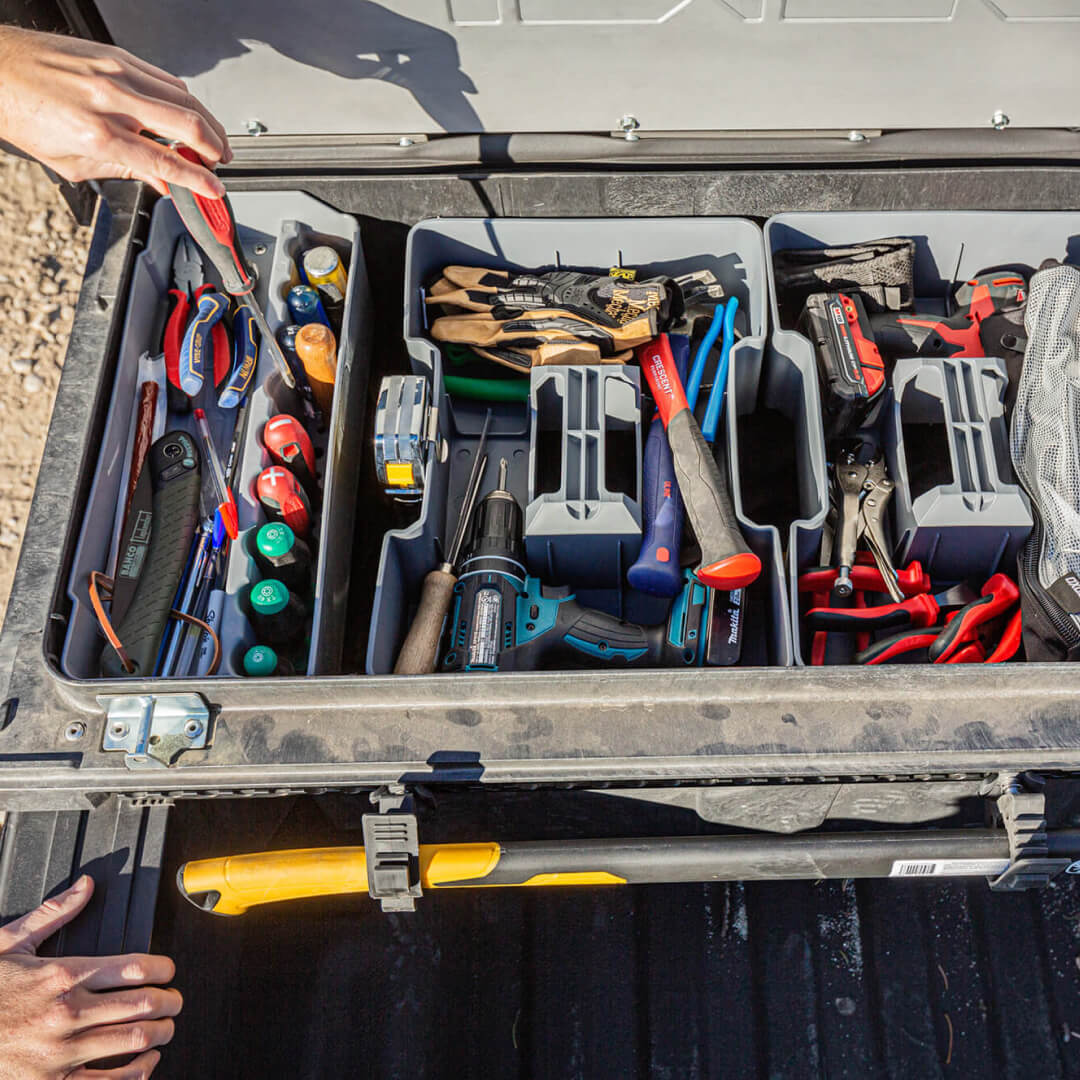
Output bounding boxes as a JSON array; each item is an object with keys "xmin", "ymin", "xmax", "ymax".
[
  {"xmin": 765, "ymin": 211, "xmax": 1080, "ymax": 667},
  {"xmin": 60, "ymin": 194, "xmax": 370, "ymax": 680},
  {"xmin": 368, "ymin": 216, "xmax": 795, "ymax": 674}
]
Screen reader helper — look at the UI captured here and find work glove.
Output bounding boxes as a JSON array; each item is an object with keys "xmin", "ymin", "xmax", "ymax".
[{"xmin": 427, "ymin": 266, "xmax": 683, "ymax": 373}]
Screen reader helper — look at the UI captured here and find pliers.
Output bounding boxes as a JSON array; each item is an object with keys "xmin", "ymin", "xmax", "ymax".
[
  {"xmin": 830, "ymin": 456, "xmax": 902, "ymax": 602},
  {"xmin": 163, "ymin": 234, "xmax": 230, "ymax": 412},
  {"xmin": 855, "ymin": 573, "xmax": 1022, "ymax": 665},
  {"xmin": 806, "ymin": 583, "xmax": 976, "ymax": 634}
]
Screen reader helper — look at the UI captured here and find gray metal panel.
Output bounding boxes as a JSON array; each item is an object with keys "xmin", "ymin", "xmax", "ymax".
[{"xmin": 92, "ymin": 0, "xmax": 1080, "ymax": 138}]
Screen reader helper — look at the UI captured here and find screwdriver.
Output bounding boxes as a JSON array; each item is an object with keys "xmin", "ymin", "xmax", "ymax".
[
  {"xmin": 394, "ymin": 411, "xmax": 492, "ymax": 675},
  {"xmin": 166, "ymin": 147, "xmax": 295, "ymax": 389},
  {"xmin": 193, "ymin": 408, "xmax": 239, "ymax": 540}
]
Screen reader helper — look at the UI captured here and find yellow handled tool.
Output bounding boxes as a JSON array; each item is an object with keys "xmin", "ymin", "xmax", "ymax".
[
  {"xmin": 175, "ymin": 828, "xmax": 1070, "ymax": 916},
  {"xmin": 179, "ymin": 843, "xmax": 623, "ymax": 915}
]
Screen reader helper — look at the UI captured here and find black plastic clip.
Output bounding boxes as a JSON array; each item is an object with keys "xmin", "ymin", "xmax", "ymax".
[
  {"xmin": 362, "ymin": 785, "xmax": 422, "ymax": 912},
  {"xmin": 988, "ymin": 781, "xmax": 1072, "ymax": 892}
]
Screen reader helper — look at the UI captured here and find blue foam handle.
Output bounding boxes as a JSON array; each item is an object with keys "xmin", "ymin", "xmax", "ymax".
[
  {"xmin": 627, "ymin": 334, "xmax": 690, "ymax": 598},
  {"xmin": 701, "ymin": 297, "xmax": 739, "ymax": 445},
  {"xmin": 686, "ymin": 308, "xmax": 724, "ymax": 412},
  {"xmin": 179, "ymin": 292, "xmax": 227, "ymax": 397}
]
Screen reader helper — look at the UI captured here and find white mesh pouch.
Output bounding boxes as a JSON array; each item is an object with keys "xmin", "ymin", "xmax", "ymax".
[{"xmin": 1010, "ymin": 263, "xmax": 1080, "ymax": 636}]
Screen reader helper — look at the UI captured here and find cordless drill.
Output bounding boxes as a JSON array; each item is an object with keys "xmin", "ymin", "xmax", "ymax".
[
  {"xmin": 800, "ymin": 271, "xmax": 1027, "ymax": 440},
  {"xmin": 440, "ymin": 460, "xmax": 711, "ymax": 673}
]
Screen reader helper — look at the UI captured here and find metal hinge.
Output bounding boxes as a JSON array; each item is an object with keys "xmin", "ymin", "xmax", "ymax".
[
  {"xmin": 99, "ymin": 694, "xmax": 210, "ymax": 770},
  {"xmin": 362, "ymin": 785, "xmax": 422, "ymax": 912},
  {"xmin": 983, "ymin": 775, "xmax": 1073, "ymax": 891}
]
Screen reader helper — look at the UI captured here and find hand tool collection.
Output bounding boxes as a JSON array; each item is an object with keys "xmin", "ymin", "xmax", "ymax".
[
  {"xmin": 91, "ymin": 156, "xmax": 349, "ymax": 678},
  {"xmin": 383, "ymin": 263, "xmax": 759, "ymax": 675},
  {"xmin": 777, "ymin": 235, "xmax": 1031, "ymax": 665}
]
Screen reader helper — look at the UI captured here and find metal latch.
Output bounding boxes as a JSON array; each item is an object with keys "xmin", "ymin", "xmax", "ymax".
[
  {"xmin": 100, "ymin": 694, "xmax": 210, "ymax": 770},
  {"xmin": 985, "ymin": 778, "xmax": 1072, "ymax": 891},
  {"xmin": 362, "ymin": 786, "xmax": 422, "ymax": 912}
]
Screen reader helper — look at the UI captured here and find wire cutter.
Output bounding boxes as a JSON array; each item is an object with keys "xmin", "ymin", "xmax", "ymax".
[
  {"xmin": 806, "ymin": 583, "xmax": 977, "ymax": 634},
  {"xmin": 162, "ymin": 234, "xmax": 230, "ymax": 412},
  {"xmin": 855, "ymin": 573, "xmax": 1022, "ymax": 665}
]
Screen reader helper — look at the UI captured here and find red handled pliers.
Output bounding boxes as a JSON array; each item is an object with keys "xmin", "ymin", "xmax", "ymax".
[
  {"xmin": 805, "ymin": 583, "xmax": 977, "ymax": 634},
  {"xmin": 855, "ymin": 573, "xmax": 1022, "ymax": 665},
  {"xmin": 162, "ymin": 234, "xmax": 230, "ymax": 412}
]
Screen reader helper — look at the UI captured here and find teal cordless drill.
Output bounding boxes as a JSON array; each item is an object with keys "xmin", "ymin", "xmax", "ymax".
[{"xmin": 440, "ymin": 459, "xmax": 712, "ymax": 673}]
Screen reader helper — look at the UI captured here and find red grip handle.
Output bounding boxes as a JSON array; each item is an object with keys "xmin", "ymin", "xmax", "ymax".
[
  {"xmin": 168, "ymin": 148, "xmax": 254, "ymax": 297},
  {"xmin": 929, "ymin": 573, "xmax": 1019, "ymax": 663},
  {"xmin": 638, "ymin": 335, "xmax": 689, "ymax": 429},
  {"xmin": 806, "ymin": 592, "xmax": 939, "ymax": 633}
]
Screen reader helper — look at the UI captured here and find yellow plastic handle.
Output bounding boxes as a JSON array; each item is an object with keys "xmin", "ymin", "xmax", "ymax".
[{"xmin": 179, "ymin": 843, "xmax": 502, "ymax": 915}]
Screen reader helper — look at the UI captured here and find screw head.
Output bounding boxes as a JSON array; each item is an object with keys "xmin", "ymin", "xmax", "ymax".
[
  {"xmin": 109, "ymin": 721, "xmax": 128, "ymax": 738},
  {"xmin": 398, "ymin": 136, "xmax": 415, "ymax": 148},
  {"xmin": 991, "ymin": 110, "xmax": 1010, "ymax": 130},
  {"xmin": 184, "ymin": 718, "xmax": 204, "ymax": 739},
  {"xmin": 245, "ymin": 119, "xmax": 267, "ymax": 136},
  {"xmin": 848, "ymin": 129, "xmax": 867, "ymax": 143},
  {"xmin": 619, "ymin": 115, "xmax": 641, "ymax": 142},
  {"xmin": 64, "ymin": 722, "xmax": 86, "ymax": 742}
]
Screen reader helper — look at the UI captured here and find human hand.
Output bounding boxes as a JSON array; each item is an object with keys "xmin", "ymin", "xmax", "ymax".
[
  {"xmin": 0, "ymin": 875, "xmax": 182, "ymax": 1078},
  {"xmin": 0, "ymin": 26, "xmax": 230, "ymax": 198}
]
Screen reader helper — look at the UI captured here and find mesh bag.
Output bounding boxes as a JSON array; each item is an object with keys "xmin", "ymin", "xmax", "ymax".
[{"xmin": 1011, "ymin": 263, "xmax": 1080, "ymax": 589}]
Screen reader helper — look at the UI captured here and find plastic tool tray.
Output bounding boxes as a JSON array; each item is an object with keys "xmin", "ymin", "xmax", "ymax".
[
  {"xmin": 367, "ymin": 216, "xmax": 797, "ymax": 674},
  {"xmin": 764, "ymin": 211, "xmax": 1080, "ymax": 666},
  {"xmin": 61, "ymin": 193, "xmax": 370, "ymax": 680}
]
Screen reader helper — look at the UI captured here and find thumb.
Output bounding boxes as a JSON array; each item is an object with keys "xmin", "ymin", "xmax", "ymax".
[{"xmin": 0, "ymin": 875, "xmax": 94, "ymax": 956}]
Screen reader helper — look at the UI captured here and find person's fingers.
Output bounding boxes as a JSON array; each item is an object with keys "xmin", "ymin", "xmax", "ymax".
[
  {"xmin": 107, "ymin": 88, "xmax": 228, "ymax": 166},
  {"xmin": 112, "ymin": 47, "xmax": 188, "ymax": 92},
  {"xmin": 68, "ymin": 1049, "xmax": 162, "ymax": 1080},
  {"xmin": 118, "ymin": 70, "xmax": 232, "ymax": 163},
  {"xmin": 66, "ymin": 952, "xmax": 176, "ymax": 991},
  {"xmin": 105, "ymin": 132, "xmax": 225, "ymax": 198},
  {"xmin": 0, "ymin": 875, "xmax": 93, "ymax": 956},
  {"xmin": 68, "ymin": 985, "xmax": 183, "ymax": 1031},
  {"xmin": 66, "ymin": 1018, "xmax": 175, "ymax": 1068}
]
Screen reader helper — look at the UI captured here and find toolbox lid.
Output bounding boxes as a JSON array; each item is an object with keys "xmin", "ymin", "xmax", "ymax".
[{"xmin": 90, "ymin": 0, "xmax": 1080, "ymax": 140}]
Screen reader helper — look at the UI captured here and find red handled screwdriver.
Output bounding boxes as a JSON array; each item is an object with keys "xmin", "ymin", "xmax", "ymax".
[
  {"xmin": 166, "ymin": 148, "xmax": 295, "ymax": 389},
  {"xmin": 257, "ymin": 466, "xmax": 312, "ymax": 537},
  {"xmin": 263, "ymin": 415, "xmax": 317, "ymax": 499}
]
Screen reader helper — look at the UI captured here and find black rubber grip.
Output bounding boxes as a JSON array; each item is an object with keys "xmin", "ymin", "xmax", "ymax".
[
  {"xmin": 101, "ymin": 432, "xmax": 201, "ymax": 677},
  {"xmin": 666, "ymin": 408, "xmax": 755, "ymax": 587}
]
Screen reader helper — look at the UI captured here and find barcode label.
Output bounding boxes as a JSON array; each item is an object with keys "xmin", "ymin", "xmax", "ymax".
[
  {"xmin": 890, "ymin": 859, "xmax": 1010, "ymax": 878},
  {"xmin": 896, "ymin": 862, "xmax": 936, "ymax": 876}
]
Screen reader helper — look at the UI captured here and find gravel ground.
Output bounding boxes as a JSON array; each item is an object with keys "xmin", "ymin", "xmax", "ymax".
[{"xmin": 0, "ymin": 150, "xmax": 90, "ymax": 618}]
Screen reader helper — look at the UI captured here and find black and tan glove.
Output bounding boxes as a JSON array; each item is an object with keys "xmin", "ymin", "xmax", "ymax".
[{"xmin": 427, "ymin": 267, "xmax": 683, "ymax": 373}]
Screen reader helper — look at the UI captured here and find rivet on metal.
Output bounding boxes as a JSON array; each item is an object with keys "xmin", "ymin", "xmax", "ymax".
[
  {"xmin": 991, "ymin": 110, "xmax": 1010, "ymax": 131},
  {"xmin": 64, "ymin": 722, "xmax": 86, "ymax": 741}
]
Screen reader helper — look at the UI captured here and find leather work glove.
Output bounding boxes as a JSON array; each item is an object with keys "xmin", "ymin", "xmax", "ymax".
[{"xmin": 427, "ymin": 267, "xmax": 683, "ymax": 373}]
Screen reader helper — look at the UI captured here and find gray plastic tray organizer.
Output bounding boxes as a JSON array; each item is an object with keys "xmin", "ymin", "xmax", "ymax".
[
  {"xmin": 765, "ymin": 210, "xmax": 1080, "ymax": 664},
  {"xmin": 62, "ymin": 193, "xmax": 370, "ymax": 680},
  {"xmin": 367, "ymin": 216, "xmax": 785, "ymax": 675},
  {"xmin": 885, "ymin": 356, "xmax": 1031, "ymax": 582},
  {"xmin": 527, "ymin": 364, "xmax": 642, "ymax": 588}
]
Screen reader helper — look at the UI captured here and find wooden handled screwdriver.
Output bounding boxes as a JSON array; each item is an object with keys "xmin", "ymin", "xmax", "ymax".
[
  {"xmin": 166, "ymin": 147, "xmax": 295, "ymax": 389},
  {"xmin": 394, "ymin": 412, "xmax": 492, "ymax": 675}
]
